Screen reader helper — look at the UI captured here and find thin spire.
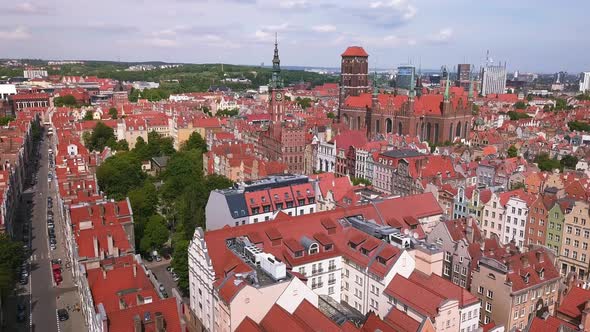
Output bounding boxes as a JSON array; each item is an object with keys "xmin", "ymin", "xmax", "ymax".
[
  {"xmin": 468, "ymin": 67, "xmax": 474, "ymax": 99},
  {"xmin": 444, "ymin": 73, "xmax": 450, "ymax": 101},
  {"xmin": 409, "ymin": 68, "xmax": 415, "ymax": 98}
]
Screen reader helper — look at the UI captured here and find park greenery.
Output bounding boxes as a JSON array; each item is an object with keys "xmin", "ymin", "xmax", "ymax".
[
  {"xmin": 507, "ymin": 145, "xmax": 518, "ymax": 158},
  {"xmin": 53, "ymin": 95, "xmax": 79, "ymax": 107},
  {"xmin": 82, "ymin": 121, "xmax": 128, "ymax": 152},
  {"xmin": 514, "ymin": 101, "xmax": 527, "ymax": 109},
  {"xmin": 216, "ymin": 108, "xmax": 239, "ymax": 117},
  {"xmin": 95, "ymin": 128, "xmax": 232, "ymax": 294}
]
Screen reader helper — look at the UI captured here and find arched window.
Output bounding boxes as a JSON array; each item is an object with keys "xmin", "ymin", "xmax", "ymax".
[
  {"xmin": 426, "ymin": 123, "xmax": 432, "ymax": 142},
  {"xmin": 375, "ymin": 119, "xmax": 381, "ymax": 133},
  {"xmin": 449, "ymin": 123, "xmax": 454, "ymax": 141},
  {"xmin": 386, "ymin": 118, "xmax": 393, "ymax": 133},
  {"xmin": 309, "ymin": 243, "xmax": 319, "ymax": 254},
  {"xmin": 464, "ymin": 122, "xmax": 469, "ymax": 139},
  {"xmin": 456, "ymin": 121, "xmax": 462, "ymax": 138},
  {"xmin": 398, "ymin": 121, "xmax": 403, "ymax": 135}
]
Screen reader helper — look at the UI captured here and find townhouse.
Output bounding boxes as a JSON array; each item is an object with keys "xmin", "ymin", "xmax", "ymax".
[
  {"xmin": 470, "ymin": 248, "xmax": 560, "ymax": 330},
  {"xmin": 559, "ymin": 200, "xmax": 590, "ymax": 279}
]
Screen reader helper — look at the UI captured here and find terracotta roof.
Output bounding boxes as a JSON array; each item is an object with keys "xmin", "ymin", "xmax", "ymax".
[
  {"xmin": 557, "ymin": 286, "xmax": 590, "ymax": 320},
  {"xmin": 528, "ymin": 316, "xmax": 577, "ymax": 332},
  {"xmin": 341, "ymin": 46, "xmax": 368, "ymax": 57}
]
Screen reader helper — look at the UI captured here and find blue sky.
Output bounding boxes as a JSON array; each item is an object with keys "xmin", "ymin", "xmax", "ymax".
[{"xmin": 0, "ymin": 0, "xmax": 588, "ymax": 73}]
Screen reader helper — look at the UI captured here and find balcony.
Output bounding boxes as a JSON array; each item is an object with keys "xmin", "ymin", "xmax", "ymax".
[{"xmin": 328, "ymin": 279, "xmax": 336, "ymax": 285}]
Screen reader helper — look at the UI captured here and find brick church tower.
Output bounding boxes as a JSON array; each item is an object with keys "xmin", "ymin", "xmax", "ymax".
[{"xmin": 339, "ymin": 46, "xmax": 369, "ymax": 120}]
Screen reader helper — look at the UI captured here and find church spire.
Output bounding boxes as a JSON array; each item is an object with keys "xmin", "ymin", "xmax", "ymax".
[
  {"xmin": 444, "ymin": 74, "xmax": 451, "ymax": 102},
  {"xmin": 270, "ymin": 33, "xmax": 282, "ymax": 89},
  {"xmin": 372, "ymin": 71, "xmax": 378, "ymax": 98},
  {"xmin": 468, "ymin": 70, "xmax": 474, "ymax": 100},
  {"xmin": 409, "ymin": 69, "xmax": 416, "ymax": 99}
]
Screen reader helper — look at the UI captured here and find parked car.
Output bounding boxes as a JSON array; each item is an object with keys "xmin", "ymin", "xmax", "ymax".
[
  {"xmin": 145, "ymin": 255, "xmax": 153, "ymax": 262},
  {"xmin": 17, "ymin": 304, "xmax": 26, "ymax": 322},
  {"xmin": 49, "ymin": 238, "xmax": 57, "ymax": 245},
  {"xmin": 159, "ymin": 284, "xmax": 165, "ymax": 292},
  {"xmin": 50, "ymin": 243, "xmax": 57, "ymax": 251},
  {"xmin": 155, "ymin": 255, "xmax": 162, "ymax": 262},
  {"xmin": 57, "ymin": 309, "xmax": 69, "ymax": 321}
]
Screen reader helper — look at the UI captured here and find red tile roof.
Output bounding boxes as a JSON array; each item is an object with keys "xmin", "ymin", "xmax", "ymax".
[
  {"xmin": 341, "ymin": 46, "xmax": 368, "ymax": 57},
  {"xmin": 557, "ymin": 285, "xmax": 590, "ymax": 320},
  {"xmin": 106, "ymin": 298, "xmax": 182, "ymax": 332},
  {"xmin": 528, "ymin": 316, "xmax": 577, "ymax": 332}
]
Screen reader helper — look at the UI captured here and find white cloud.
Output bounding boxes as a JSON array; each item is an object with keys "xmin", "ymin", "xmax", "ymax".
[
  {"xmin": 368, "ymin": 0, "xmax": 417, "ymax": 22},
  {"xmin": 0, "ymin": 26, "xmax": 31, "ymax": 40},
  {"xmin": 144, "ymin": 38, "xmax": 178, "ymax": 48},
  {"xmin": 428, "ymin": 27, "xmax": 453, "ymax": 43},
  {"xmin": 261, "ymin": 23, "xmax": 290, "ymax": 32},
  {"xmin": 11, "ymin": 2, "xmax": 46, "ymax": 14},
  {"xmin": 278, "ymin": 0, "xmax": 309, "ymax": 9},
  {"xmin": 312, "ymin": 25, "xmax": 336, "ymax": 33}
]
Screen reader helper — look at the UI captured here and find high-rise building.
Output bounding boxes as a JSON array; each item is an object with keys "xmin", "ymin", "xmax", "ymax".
[
  {"xmin": 481, "ymin": 62, "xmax": 507, "ymax": 96},
  {"xmin": 580, "ymin": 72, "xmax": 590, "ymax": 93},
  {"xmin": 396, "ymin": 65, "xmax": 415, "ymax": 90}
]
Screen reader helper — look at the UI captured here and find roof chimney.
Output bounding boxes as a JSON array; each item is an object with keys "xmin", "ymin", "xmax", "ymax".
[
  {"xmin": 535, "ymin": 250, "xmax": 544, "ymax": 263},
  {"xmin": 133, "ymin": 314, "xmax": 142, "ymax": 332},
  {"xmin": 155, "ymin": 312, "xmax": 165, "ymax": 332},
  {"xmin": 93, "ymin": 235, "xmax": 99, "ymax": 258}
]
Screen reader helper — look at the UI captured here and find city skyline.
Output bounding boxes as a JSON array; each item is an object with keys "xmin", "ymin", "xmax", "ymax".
[{"xmin": 0, "ymin": 1, "xmax": 589, "ymax": 73}]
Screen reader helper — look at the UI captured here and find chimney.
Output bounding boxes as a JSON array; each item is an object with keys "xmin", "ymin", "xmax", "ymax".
[
  {"xmin": 155, "ymin": 312, "xmax": 165, "ymax": 332},
  {"xmin": 536, "ymin": 250, "xmax": 544, "ymax": 263},
  {"xmin": 133, "ymin": 314, "xmax": 142, "ymax": 332},
  {"xmin": 520, "ymin": 255, "xmax": 529, "ymax": 268},
  {"xmin": 107, "ymin": 233, "xmax": 114, "ymax": 255},
  {"xmin": 93, "ymin": 235, "xmax": 99, "ymax": 258}
]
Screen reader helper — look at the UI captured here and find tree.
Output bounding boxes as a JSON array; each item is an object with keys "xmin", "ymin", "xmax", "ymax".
[
  {"xmin": 535, "ymin": 152, "xmax": 561, "ymax": 172},
  {"xmin": 171, "ymin": 239, "xmax": 190, "ymax": 294},
  {"xmin": 84, "ymin": 121, "xmax": 116, "ymax": 151},
  {"xmin": 128, "ymin": 88, "xmax": 140, "ymax": 102},
  {"xmin": 129, "ymin": 181, "xmax": 159, "ymax": 223},
  {"xmin": 507, "ymin": 145, "xmax": 518, "ymax": 158},
  {"xmin": 0, "ymin": 116, "xmax": 14, "ymax": 126},
  {"xmin": 295, "ymin": 97, "xmax": 313, "ymax": 109},
  {"xmin": 507, "ymin": 111, "xmax": 531, "ymax": 121},
  {"xmin": 554, "ymin": 98, "xmax": 570, "ymax": 111},
  {"xmin": 0, "ymin": 234, "xmax": 25, "ymax": 298},
  {"xmin": 568, "ymin": 121, "xmax": 590, "ymax": 132},
  {"xmin": 327, "ymin": 112, "xmax": 335, "ymax": 119},
  {"xmin": 560, "ymin": 155, "xmax": 579, "ymax": 170},
  {"xmin": 96, "ymin": 152, "xmax": 145, "ymax": 199},
  {"xmin": 139, "ymin": 215, "xmax": 170, "ymax": 253},
  {"xmin": 511, "ymin": 182, "xmax": 526, "ymax": 190},
  {"xmin": 160, "ymin": 150, "xmax": 203, "ymax": 201},
  {"xmin": 514, "ymin": 101, "xmax": 527, "ymax": 109},
  {"xmin": 351, "ymin": 177, "xmax": 371, "ymax": 186},
  {"xmin": 116, "ymin": 139, "xmax": 129, "ymax": 151},
  {"xmin": 108, "ymin": 107, "xmax": 118, "ymax": 119},
  {"xmin": 83, "ymin": 111, "xmax": 94, "ymax": 121},
  {"xmin": 181, "ymin": 131, "xmax": 207, "ymax": 152},
  {"xmin": 54, "ymin": 95, "xmax": 77, "ymax": 107}
]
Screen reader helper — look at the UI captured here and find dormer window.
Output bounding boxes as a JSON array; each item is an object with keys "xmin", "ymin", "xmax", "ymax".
[
  {"xmin": 377, "ymin": 256, "xmax": 387, "ymax": 265},
  {"xmin": 284, "ymin": 193, "xmax": 289, "ymax": 199},
  {"xmin": 294, "ymin": 250, "xmax": 303, "ymax": 258},
  {"xmin": 309, "ymin": 243, "xmax": 319, "ymax": 255},
  {"xmin": 538, "ymin": 268, "xmax": 545, "ymax": 279},
  {"xmin": 250, "ymin": 198, "xmax": 254, "ymax": 204},
  {"xmin": 324, "ymin": 244, "xmax": 333, "ymax": 251},
  {"xmin": 261, "ymin": 196, "xmax": 266, "ymax": 202},
  {"xmin": 523, "ymin": 273, "xmax": 530, "ymax": 284},
  {"xmin": 276, "ymin": 203, "xmax": 283, "ymax": 210},
  {"xmin": 349, "ymin": 242, "xmax": 357, "ymax": 249},
  {"xmin": 274, "ymin": 194, "xmax": 279, "ymax": 200},
  {"xmin": 361, "ymin": 248, "xmax": 369, "ymax": 256}
]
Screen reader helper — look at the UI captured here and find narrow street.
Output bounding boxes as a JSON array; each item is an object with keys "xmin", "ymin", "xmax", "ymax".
[{"xmin": 3, "ymin": 126, "xmax": 84, "ymax": 332}]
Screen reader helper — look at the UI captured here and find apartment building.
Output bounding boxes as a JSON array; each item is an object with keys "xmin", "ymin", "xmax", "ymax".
[
  {"xmin": 559, "ymin": 200, "xmax": 590, "ymax": 279},
  {"xmin": 471, "ymin": 248, "xmax": 560, "ymax": 330}
]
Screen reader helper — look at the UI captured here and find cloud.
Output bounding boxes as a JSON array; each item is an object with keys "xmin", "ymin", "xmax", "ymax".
[
  {"xmin": 312, "ymin": 25, "xmax": 336, "ymax": 33},
  {"xmin": 362, "ymin": 0, "xmax": 417, "ymax": 26},
  {"xmin": 5, "ymin": 2, "xmax": 48, "ymax": 15},
  {"xmin": 278, "ymin": 0, "xmax": 309, "ymax": 9},
  {"xmin": 0, "ymin": 26, "xmax": 31, "ymax": 40},
  {"xmin": 428, "ymin": 27, "xmax": 453, "ymax": 43},
  {"xmin": 144, "ymin": 38, "xmax": 178, "ymax": 48}
]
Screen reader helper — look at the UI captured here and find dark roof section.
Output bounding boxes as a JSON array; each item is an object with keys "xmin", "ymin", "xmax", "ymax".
[{"xmin": 381, "ymin": 149, "xmax": 424, "ymax": 159}]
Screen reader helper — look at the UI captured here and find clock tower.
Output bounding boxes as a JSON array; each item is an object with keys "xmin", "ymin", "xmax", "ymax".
[{"xmin": 269, "ymin": 34, "xmax": 286, "ymax": 123}]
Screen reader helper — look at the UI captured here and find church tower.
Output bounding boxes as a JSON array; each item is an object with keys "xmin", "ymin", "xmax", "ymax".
[{"xmin": 269, "ymin": 34, "xmax": 286, "ymax": 123}]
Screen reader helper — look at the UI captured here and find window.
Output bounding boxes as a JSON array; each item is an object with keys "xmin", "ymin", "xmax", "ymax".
[
  {"xmin": 462, "ymin": 266, "xmax": 467, "ymax": 276},
  {"xmin": 485, "ymin": 302, "xmax": 492, "ymax": 312},
  {"xmin": 328, "ymin": 286, "xmax": 334, "ymax": 295},
  {"xmin": 557, "ymin": 224, "xmax": 562, "ymax": 231},
  {"xmin": 445, "ymin": 251, "xmax": 451, "ymax": 262},
  {"xmin": 444, "ymin": 265, "xmax": 450, "ymax": 276},
  {"xmin": 566, "ymin": 238, "xmax": 571, "ymax": 245},
  {"xmin": 478, "ymin": 286, "xmax": 484, "ymax": 294},
  {"xmin": 550, "ymin": 222, "xmax": 554, "ymax": 229},
  {"xmin": 576, "ymin": 228, "xmax": 581, "ymax": 236},
  {"xmin": 575, "ymin": 240, "xmax": 580, "ymax": 248},
  {"xmin": 585, "ymin": 230, "xmax": 590, "ymax": 239},
  {"xmin": 567, "ymin": 226, "xmax": 572, "ymax": 234},
  {"xmin": 487, "ymin": 290, "xmax": 493, "ymax": 299},
  {"xmin": 573, "ymin": 251, "xmax": 578, "ymax": 260},
  {"xmin": 513, "ymin": 310, "xmax": 518, "ymax": 320},
  {"xmin": 584, "ymin": 243, "xmax": 588, "ymax": 250},
  {"xmin": 565, "ymin": 249, "xmax": 570, "ymax": 257}
]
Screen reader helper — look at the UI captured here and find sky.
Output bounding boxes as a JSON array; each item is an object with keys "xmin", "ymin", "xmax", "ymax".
[{"xmin": 0, "ymin": 0, "xmax": 588, "ymax": 73}]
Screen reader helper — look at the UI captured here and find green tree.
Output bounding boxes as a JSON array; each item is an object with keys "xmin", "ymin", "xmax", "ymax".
[
  {"xmin": 129, "ymin": 181, "xmax": 159, "ymax": 222},
  {"xmin": 351, "ymin": 177, "xmax": 371, "ymax": 186},
  {"xmin": 560, "ymin": 155, "xmax": 579, "ymax": 169},
  {"xmin": 514, "ymin": 101, "xmax": 527, "ymax": 109},
  {"xmin": 0, "ymin": 234, "xmax": 25, "ymax": 298},
  {"xmin": 327, "ymin": 112, "xmax": 335, "ymax": 119},
  {"xmin": 507, "ymin": 145, "xmax": 518, "ymax": 158},
  {"xmin": 96, "ymin": 152, "xmax": 145, "ymax": 199},
  {"xmin": 84, "ymin": 121, "xmax": 116, "ymax": 151},
  {"xmin": 140, "ymin": 215, "xmax": 170, "ymax": 253},
  {"xmin": 171, "ymin": 239, "xmax": 190, "ymax": 294},
  {"xmin": 128, "ymin": 88, "xmax": 140, "ymax": 102},
  {"xmin": 554, "ymin": 98, "xmax": 570, "ymax": 111},
  {"xmin": 108, "ymin": 107, "xmax": 118, "ymax": 119},
  {"xmin": 54, "ymin": 95, "xmax": 77, "ymax": 107},
  {"xmin": 507, "ymin": 111, "xmax": 531, "ymax": 121},
  {"xmin": 83, "ymin": 111, "xmax": 94, "ymax": 121},
  {"xmin": 511, "ymin": 182, "xmax": 526, "ymax": 190},
  {"xmin": 295, "ymin": 97, "xmax": 313, "ymax": 109},
  {"xmin": 535, "ymin": 152, "xmax": 562, "ymax": 172},
  {"xmin": 0, "ymin": 116, "xmax": 14, "ymax": 126},
  {"xmin": 160, "ymin": 150, "xmax": 203, "ymax": 201},
  {"xmin": 116, "ymin": 139, "xmax": 129, "ymax": 151},
  {"xmin": 568, "ymin": 121, "xmax": 590, "ymax": 132},
  {"xmin": 181, "ymin": 131, "xmax": 207, "ymax": 152}
]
